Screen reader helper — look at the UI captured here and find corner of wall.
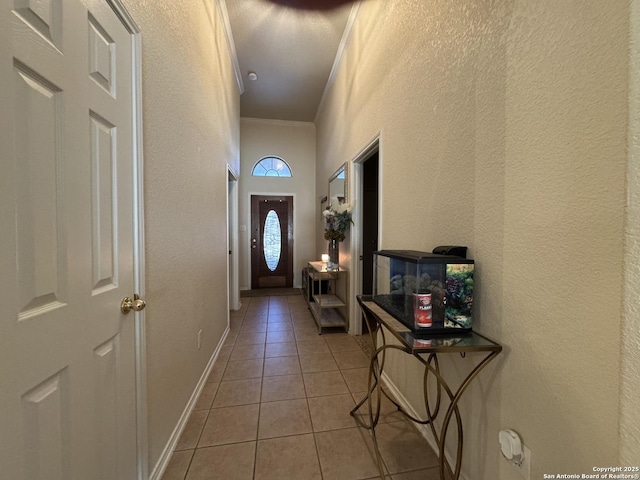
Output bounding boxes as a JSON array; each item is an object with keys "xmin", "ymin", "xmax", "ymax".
[{"xmin": 619, "ymin": 0, "xmax": 640, "ymax": 463}]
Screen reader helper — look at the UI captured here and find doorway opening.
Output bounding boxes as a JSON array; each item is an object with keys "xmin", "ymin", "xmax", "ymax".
[
  {"xmin": 360, "ymin": 151, "xmax": 379, "ymax": 332},
  {"xmin": 361, "ymin": 151, "xmax": 379, "ymax": 296},
  {"xmin": 349, "ymin": 136, "xmax": 381, "ymax": 335},
  {"xmin": 250, "ymin": 195, "xmax": 294, "ymax": 289}
]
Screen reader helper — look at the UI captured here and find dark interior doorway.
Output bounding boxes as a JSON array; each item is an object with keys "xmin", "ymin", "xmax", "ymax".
[{"xmin": 361, "ymin": 151, "xmax": 379, "ymax": 330}]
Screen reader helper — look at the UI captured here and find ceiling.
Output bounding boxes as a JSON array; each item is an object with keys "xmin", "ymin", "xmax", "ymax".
[{"xmin": 221, "ymin": 0, "xmax": 359, "ymax": 122}]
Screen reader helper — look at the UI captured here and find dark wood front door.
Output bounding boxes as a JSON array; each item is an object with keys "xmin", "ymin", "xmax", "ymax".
[{"xmin": 251, "ymin": 195, "xmax": 294, "ymax": 289}]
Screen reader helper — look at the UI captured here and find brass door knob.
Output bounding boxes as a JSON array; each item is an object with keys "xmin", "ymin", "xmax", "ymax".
[{"xmin": 121, "ymin": 294, "xmax": 146, "ymax": 314}]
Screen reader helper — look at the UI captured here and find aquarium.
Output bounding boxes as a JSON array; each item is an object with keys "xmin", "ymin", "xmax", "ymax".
[{"xmin": 372, "ymin": 250, "xmax": 474, "ymax": 335}]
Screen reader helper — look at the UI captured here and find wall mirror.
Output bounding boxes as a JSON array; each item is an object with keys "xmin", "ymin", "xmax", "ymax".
[{"xmin": 328, "ymin": 163, "xmax": 348, "ymax": 207}]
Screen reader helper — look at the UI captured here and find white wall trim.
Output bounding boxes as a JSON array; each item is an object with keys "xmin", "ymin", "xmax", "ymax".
[
  {"xmin": 217, "ymin": 0, "xmax": 245, "ymax": 94},
  {"xmin": 148, "ymin": 327, "xmax": 230, "ymax": 480},
  {"xmin": 228, "ymin": 166, "xmax": 241, "ymax": 311},
  {"xmin": 380, "ymin": 371, "xmax": 472, "ymax": 480},
  {"xmin": 131, "ymin": 31, "xmax": 148, "ymax": 480},
  {"xmin": 104, "ymin": 2, "xmax": 147, "ymax": 479},
  {"xmin": 228, "ymin": 163, "xmax": 240, "ymax": 181},
  {"xmin": 314, "ymin": 2, "xmax": 360, "ymax": 123},
  {"xmin": 349, "ymin": 133, "xmax": 381, "ymax": 335},
  {"xmin": 107, "ymin": 0, "xmax": 140, "ymax": 32}
]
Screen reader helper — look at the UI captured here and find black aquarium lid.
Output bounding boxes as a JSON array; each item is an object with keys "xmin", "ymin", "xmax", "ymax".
[{"xmin": 374, "ymin": 249, "xmax": 473, "ymax": 264}]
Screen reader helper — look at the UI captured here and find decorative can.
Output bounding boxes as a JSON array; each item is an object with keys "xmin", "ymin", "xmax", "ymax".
[{"xmin": 413, "ymin": 292, "xmax": 433, "ymax": 328}]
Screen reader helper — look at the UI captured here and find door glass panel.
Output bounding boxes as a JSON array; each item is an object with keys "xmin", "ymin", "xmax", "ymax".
[{"xmin": 263, "ymin": 210, "xmax": 281, "ymax": 271}]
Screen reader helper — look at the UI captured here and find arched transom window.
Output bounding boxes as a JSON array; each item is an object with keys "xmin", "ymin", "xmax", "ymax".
[{"xmin": 252, "ymin": 156, "xmax": 292, "ymax": 177}]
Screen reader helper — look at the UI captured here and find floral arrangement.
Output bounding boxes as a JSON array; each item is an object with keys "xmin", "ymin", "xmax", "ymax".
[{"xmin": 323, "ymin": 202, "xmax": 353, "ymax": 242}]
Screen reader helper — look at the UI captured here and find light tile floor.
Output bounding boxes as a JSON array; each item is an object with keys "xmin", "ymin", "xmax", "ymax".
[{"xmin": 161, "ymin": 293, "xmax": 447, "ymax": 480}]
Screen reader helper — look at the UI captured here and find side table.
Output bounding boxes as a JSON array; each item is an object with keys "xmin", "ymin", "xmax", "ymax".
[
  {"xmin": 352, "ymin": 296, "xmax": 502, "ymax": 480},
  {"xmin": 304, "ymin": 261, "xmax": 348, "ymax": 334}
]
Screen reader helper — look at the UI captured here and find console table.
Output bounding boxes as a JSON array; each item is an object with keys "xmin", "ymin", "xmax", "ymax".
[
  {"xmin": 303, "ymin": 261, "xmax": 348, "ymax": 334},
  {"xmin": 352, "ymin": 296, "xmax": 502, "ymax": 480}
]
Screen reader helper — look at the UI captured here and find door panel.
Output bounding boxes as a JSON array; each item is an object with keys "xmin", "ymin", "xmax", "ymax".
[
  {"xmin": 13, "ymin": 60, "xmax": 67, "ymax": 318},
  {"xmin": 0, "ymin": 1, "xmax": 137, "ymax": 478},
  {"xmin": 251, "ymin": 195, "xmax": 294, "ymax": 289}
]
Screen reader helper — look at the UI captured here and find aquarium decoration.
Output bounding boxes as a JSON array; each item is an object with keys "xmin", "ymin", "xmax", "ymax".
[{"xmin": 444, "ymin": 264, "xmax": 473, "ymax": 329}]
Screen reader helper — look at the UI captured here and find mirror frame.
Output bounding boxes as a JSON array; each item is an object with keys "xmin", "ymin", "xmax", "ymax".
[
  {"xmin": 320, "ymin": 194, "xmax": 328, "ymax": 219},
  {"xmin": 328, "ymin": 162, "xmax": 348, "ymax": 207}
]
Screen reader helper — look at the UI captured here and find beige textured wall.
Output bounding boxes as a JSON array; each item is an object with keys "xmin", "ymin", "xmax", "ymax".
[
  {"xmin": 121, "ymin": 0, "xmax": 240, "ymax": 469},
  {"xmin": 621, "ymin": 0, "xmax": 640, "ymax": 464},
  {"xmin": 239, "ymin": 118, "xmax": 317, "ymax": 289},
  {"xmin": 316, "ymin": 0, "xmax": 629, "ymax": 477}
]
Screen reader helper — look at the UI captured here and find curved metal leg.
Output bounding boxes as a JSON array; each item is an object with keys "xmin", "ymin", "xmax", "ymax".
[
  {"xmin": 351, "ymin": 342, "xmax": 384, "ymax": 428},
  {"xmin": 365, "ymin": 345, "xmax": 386, "ymax": 479},
  {"xmin": 355, "ymin": 342, "xmax": 411, "ymax": 480},
  {"xmin": 356, "ymin": 346, "xmax": 500, "ymax": 480},
  {"xmin": 419, "ymin": 351, "xmax": 501, "ymax": 480},
  {"xmin": 353, "ymin": 297, "xmax": 501, "ymax": 480},
  {"xmin": 350, "ymin": 303, "xmax": 385, "ymax": 428}
]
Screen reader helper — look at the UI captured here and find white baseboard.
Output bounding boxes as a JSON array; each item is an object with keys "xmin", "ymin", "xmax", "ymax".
[
  {"xmin": 148, "ymin": 326, "xmax": 230, "ymax": 480},
  {"xmin": 380, "ymin": 371, "xmax": 471, "ymax": 480}
]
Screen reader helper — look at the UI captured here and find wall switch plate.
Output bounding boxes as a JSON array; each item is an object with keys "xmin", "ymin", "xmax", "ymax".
[{"xmin": 197, "ymin": 329, "xmax": 202, "ymax": 350}]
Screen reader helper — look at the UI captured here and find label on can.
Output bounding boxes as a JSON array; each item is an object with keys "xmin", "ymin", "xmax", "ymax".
[{"xmin": 413, "ymin": 292, "xmax": 432, "ymax": 328}]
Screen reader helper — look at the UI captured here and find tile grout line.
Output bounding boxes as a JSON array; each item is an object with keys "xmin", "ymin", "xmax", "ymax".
[
  {"xmin": 179, "ymin": 449, "xmax": 196, "ymax": 480},
  {"xmin": 241, "ymin": 299, "xmax": 262, "ymax": 480},
  {"xmin": 170, "ymin": 293, "xmax": 376, "ymax": 480}
]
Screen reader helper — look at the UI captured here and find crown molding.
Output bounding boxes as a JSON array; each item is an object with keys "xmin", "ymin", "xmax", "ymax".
[
  {"xmin": 216, "ymin": 0, "xmax": 244, "ymax": 94},
  {"xmin": 314, "ymin": 1, "xmax": 360, "ymax": 123}
]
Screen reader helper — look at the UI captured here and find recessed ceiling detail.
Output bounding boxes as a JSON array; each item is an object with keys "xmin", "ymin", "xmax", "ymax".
[{"xmin": 223, "ymin": 0, "xmax": 358, "ymax": 122}]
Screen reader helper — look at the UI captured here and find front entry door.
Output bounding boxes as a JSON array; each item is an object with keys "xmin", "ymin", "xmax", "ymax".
[
  {"xmin": 0, "ymin": 1, "xmax": 139, "ymax": 479},
  {"xmin": 251, "ymin": 195, "xmax": 294, "ymax": 289}
]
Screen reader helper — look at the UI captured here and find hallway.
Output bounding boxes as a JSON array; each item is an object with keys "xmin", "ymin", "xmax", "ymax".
[{"xmin": 161, "ymin": 292, "xmax": 445, "ymax": 480}]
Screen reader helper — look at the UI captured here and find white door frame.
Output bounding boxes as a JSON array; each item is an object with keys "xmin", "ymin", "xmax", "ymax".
[
  {"xmin": 349, "ymin": 133, "xmax": 382, "ymax": 335},
  {"xmin": 103, "ymin": 2, "xmax": 147, "ymax": 479},
  {"xmin": 228, "ymin": 166, "xmax": 241, "ymax": 311}
]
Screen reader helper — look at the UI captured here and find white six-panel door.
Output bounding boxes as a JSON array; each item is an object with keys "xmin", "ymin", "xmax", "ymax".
[{"xmin": 0, "ymin": 1, "xmax": 138, "ymax": 478}]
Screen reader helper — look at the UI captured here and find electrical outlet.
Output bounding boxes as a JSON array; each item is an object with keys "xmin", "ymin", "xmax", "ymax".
[
  {"xmin": 197, "ymin": 329, "xmax": 202, "ymax": 350},
  {"xmin": 500, "ymin": 429, "xmax": 530, "ymax": 480},
  {"xmin": 509, "ymin": 445, "xmax": 531, "ymax": 480}
]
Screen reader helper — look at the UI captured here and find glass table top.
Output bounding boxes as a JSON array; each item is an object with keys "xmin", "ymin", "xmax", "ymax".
[{"xmin": 359, "ymin": 298, "xmax": 502, "ymax": 354}]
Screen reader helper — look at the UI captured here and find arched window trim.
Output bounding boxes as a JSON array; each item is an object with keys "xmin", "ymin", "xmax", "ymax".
[{"xmin": 251, "ymin": 156, "xmax": 292, "ymax": 177}]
